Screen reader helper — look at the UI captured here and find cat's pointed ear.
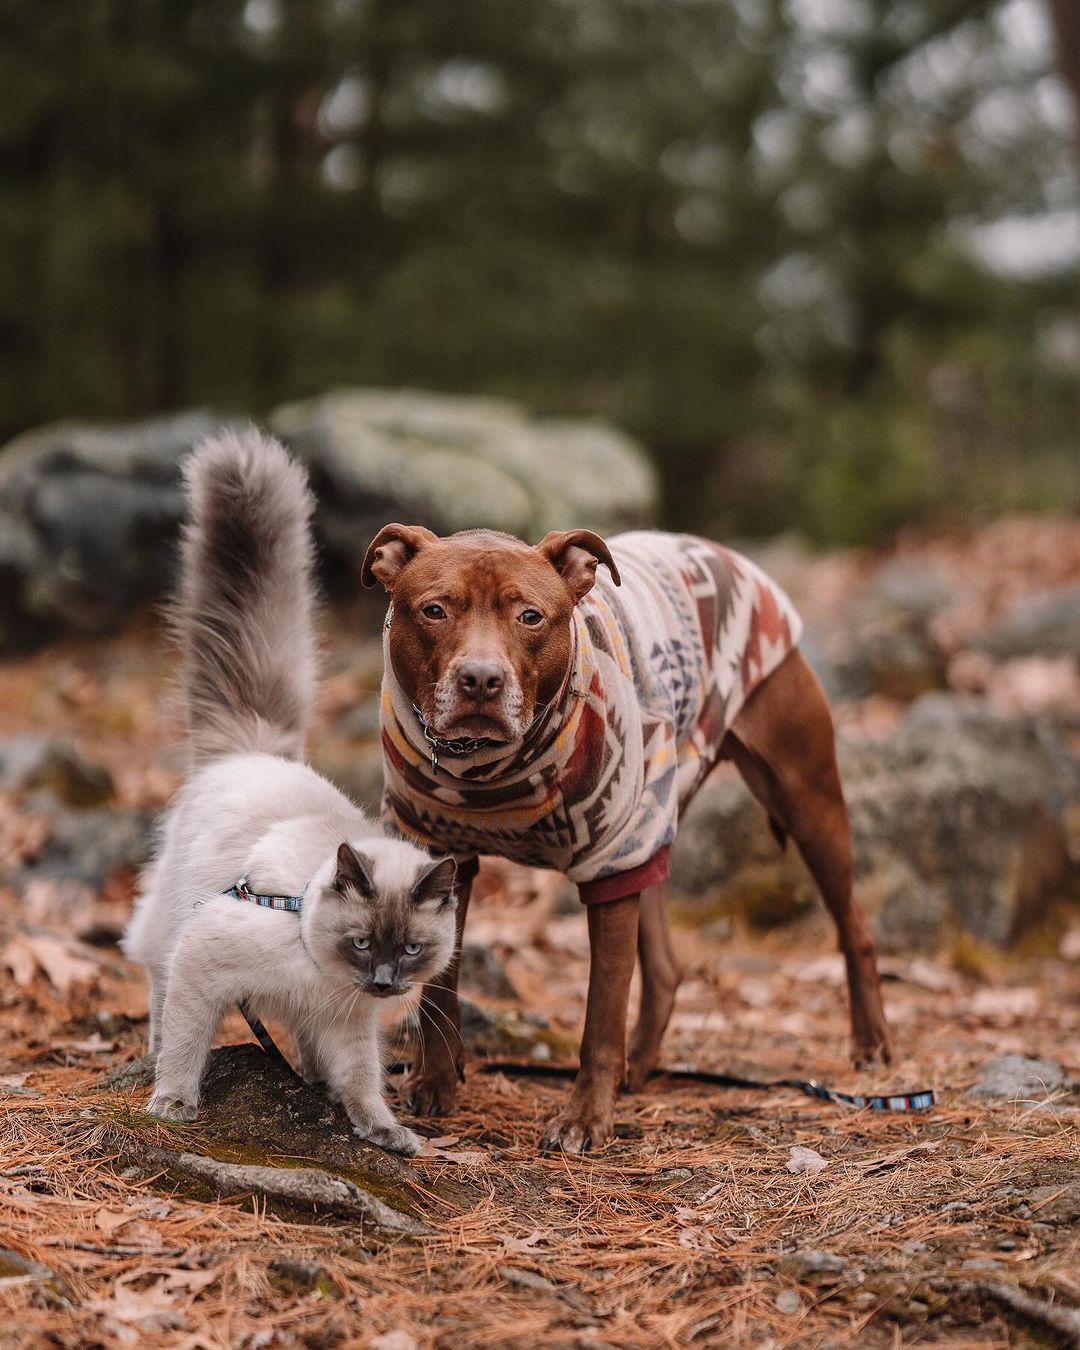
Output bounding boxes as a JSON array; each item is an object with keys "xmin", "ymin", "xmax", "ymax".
[
  {"xmin": 334, "ymin": 843, "xmax": 375, "ymax": 898},
  {"xmin": 411, "ymin": 856, "xmax": 457, "ymax": 908}
]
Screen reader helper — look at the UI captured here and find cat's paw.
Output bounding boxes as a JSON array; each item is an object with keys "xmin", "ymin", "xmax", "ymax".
[
  {"xmin": 146, "ymin": 1091, "xmax": 198, "ymax": 1122},
  {"xmin": 354, "ymin": 1121, "xmax": 422, "ymax": 1156}
]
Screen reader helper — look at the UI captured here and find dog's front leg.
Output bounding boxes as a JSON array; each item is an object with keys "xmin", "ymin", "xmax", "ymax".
[
  {"xmin": 405, "ymin": 871, "xmax": 473, "ymax": 1117},
  {"xmin": 541, "ymin": 893, "xmax": 639, "ymax": 1153}
]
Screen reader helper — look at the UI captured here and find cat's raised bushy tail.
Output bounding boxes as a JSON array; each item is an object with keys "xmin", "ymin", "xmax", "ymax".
[{"xmin": 174, "ymin": 428, "xmax": 318, "ymax": 763}]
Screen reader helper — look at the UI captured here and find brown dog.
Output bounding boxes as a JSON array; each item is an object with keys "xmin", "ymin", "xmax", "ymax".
[{"xmin": 362, "ymin": 525, "xmax": 893, "ymax": 1152}]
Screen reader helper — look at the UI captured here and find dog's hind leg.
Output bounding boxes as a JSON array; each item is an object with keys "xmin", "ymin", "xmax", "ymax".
[
  {"xmin": 727, "ymin": 649, "xmax": 894, "ymax": 1068},
  {"xmin": 626, "ymin": 883, "xmax": 681, "ymax": 1092}
]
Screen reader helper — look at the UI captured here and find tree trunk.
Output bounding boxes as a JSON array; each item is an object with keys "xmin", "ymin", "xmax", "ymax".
[{"xmin": 1049, "ymin": 0, "xmax": 1080, "ymax": 157}]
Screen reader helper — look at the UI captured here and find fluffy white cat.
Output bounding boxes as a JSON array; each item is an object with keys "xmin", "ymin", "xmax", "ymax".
[{"xmin": 124, "ymin": 429, "xmax": 457, "ymax": 1155}]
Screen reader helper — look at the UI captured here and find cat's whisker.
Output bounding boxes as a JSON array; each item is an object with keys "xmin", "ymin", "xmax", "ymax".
[{"xmin": 416, "ymin": 1001, "xmax": 456, "ymax": 1075}]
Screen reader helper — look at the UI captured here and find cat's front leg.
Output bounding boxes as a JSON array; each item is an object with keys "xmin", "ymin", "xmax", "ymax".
[
  {"xmin": 323, "ymin": 1010, "xmax": 421, "ymax": 1156},
  {"xmin": 148, "ymin": 936, "xmax": 228, "ymax": 1123},
  {"xmin": 294, "ymin": 1029, "xmax": 327, "ymax": 1089}
]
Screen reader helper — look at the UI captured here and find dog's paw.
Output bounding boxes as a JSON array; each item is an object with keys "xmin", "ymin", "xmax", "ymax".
[
  {"xmin": 852, "ymin": 1036, "xmax": 895, "ymax": 1071},
  {"xmin": 539, "ymin": 1103, "xmax": 614, "ymax": 1155},
  {"xmin": 354, "ymin": 1121, "xmax": 422, "ymax": 1156},
  {"xmin": 146, "ymin": 1091, "xmax": 198, "ymax": 1122},
  {"xmin": 404, "ymin": 1068, "xmax": 458, "ymax": 1118},
  {"xmin": 851, "ymin": 1018, "xmax": 896, "ymax": 1070}
]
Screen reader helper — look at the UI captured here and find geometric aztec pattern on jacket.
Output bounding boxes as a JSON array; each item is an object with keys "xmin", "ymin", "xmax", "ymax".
[{"xmin": 380, "ymin": 532, "xmax": 803, "ymax": 904}]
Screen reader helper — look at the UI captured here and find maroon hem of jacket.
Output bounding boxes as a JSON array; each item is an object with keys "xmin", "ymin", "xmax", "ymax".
[{"xmin": 577, "ymin": 846, "xmax": 672, "ymax": 906}]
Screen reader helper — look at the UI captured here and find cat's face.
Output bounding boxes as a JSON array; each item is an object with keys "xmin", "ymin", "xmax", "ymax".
[{"xmin": 302, "ymin": 839, "xmax": 457, "ymax": 997}]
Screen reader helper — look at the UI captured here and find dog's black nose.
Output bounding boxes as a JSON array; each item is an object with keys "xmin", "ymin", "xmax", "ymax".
[{"xmin": 457, "ymin": 661, "xmax": 505, "ymax": 701}]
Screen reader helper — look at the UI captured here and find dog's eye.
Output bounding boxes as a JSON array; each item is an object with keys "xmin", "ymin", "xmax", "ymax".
[
  {"xmin": 404, "ymin": 942, "xmax": 422, "ymax": 956},
  {"xmin": 421, "ymin": 603, "xmax": 447, "ymax": 620},
  {"xmin": 519, "ymin": 609, "xmax": 543, "ymax": 626},
  {"xmin": 352, "ymin": 937, "xmax": 370, "ymax": 950}
]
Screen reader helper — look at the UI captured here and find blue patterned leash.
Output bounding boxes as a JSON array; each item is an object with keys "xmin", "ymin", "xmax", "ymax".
[
  {"xmin": 223, "ymin": 876, "xmax": 304, "ymax": 912},
  {"xmin": 472, "ymin": 1061, "xmax": 937, "ymax": 1112}
]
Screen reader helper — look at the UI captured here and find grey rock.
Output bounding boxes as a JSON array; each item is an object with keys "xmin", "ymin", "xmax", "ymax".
[
  {"xmin": 0, "ymin": 393, "xmax": 656, "ymax": 653},
  {"xmin": 498, "ymin": 1266, "xmax": 557, "ymax": 1294},
  {"xmin": 0, "ymin": 412, "xmax": 224, "ymax": 650},
  {"xmin": 458, "ymin": 1000, "xmax": 570, "ymax": 1060},
  {"xmin": 458, "ymin": 943, "xmax": 519, "ymax": 1000},
  {"xmin": 777, "ymin": 1249, "xmax": 848, "ymax": 1282},
  {"xmin": 0, "ymin": 735, "xmax": 113, "ymax": 807},
  {"xmin": 774, "ymin": 1289, "xmax": 803, "ymax": 1314},
  {"xmin": 824, "ymin": 561, "xmax": 952, "ymax": 701},
  {"xmin": 270, "ymin": 387, "xmax": 658, "ymax": 573},
  {"xmin": 268, "ymin": 1260, "xmax": 331, "ymax": 1294},
  {"xmin": 976, "ymin": 585, "xmax": 1080, "ymax": 661},
  {"xmin": 672, "ymin": 711, "xmax": 1080, "ymax": 950},
  {"xmin": 14, "ymin": 806, "xmax": 153, "ymax": 889},
  {"xmin": 969, "ymin": 1055, "xmax": 1067, "ymax": 1101},
  {"xmin": 1024, "ymin": 1183, "xmax": 1080, "ymax": 1223}
]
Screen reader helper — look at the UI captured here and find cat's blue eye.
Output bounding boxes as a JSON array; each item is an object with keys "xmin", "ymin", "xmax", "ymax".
[
  {"xmin": 404, "ymin": 942, "xmax": 422, "ymax": 956},
  {"xmin": 353, "ymin": 937, "xmax": 370, "ymax": 950}
]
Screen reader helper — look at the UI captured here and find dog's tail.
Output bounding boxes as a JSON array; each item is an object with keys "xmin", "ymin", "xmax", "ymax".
[{"xmin": 173, "ymin": 428, "xmax": 318, "ymax": 764}]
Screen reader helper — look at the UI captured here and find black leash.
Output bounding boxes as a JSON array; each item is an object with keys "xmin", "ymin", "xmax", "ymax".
[
  {"xmin": 240, "ymin": 1005, "xmax": 303, "ymax": 1079},
  {"xmin": 240, "ymin": 1015, "xmax": 937, "ymax": 1113},
  {"xmin": 472, "ymin": 1060, "xmax": 937, "ymax": 1112}
]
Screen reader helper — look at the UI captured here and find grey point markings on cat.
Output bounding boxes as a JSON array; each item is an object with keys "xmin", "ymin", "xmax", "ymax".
[{"xmin": 123, "ymin": 429, "xmax": 458, "ymax": 1156}]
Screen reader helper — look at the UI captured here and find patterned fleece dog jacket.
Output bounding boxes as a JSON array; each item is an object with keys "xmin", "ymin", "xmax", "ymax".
[{"xmin": 379, "ymin": 532, "xmax": 802, "ymax": 903}]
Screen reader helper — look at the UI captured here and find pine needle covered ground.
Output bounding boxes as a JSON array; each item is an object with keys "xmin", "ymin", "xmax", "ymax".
[{"xmin": 1, "ymin": 519, "xmax": 1078, "ymax": 1348}]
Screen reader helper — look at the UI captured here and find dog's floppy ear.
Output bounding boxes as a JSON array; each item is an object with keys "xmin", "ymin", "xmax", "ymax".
[
  {"xmin": 535, "ymin": 529, "xmax": 621, "ymax": 603},
  {"xmin": 361, "ymin": 524, "xmax": 438, "ymax": 590}
]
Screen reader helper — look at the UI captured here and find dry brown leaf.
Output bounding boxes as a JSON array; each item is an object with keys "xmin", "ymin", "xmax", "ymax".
[
  {"xmin": 1, "ymin": 938, "xmax": 38, "ymax": 989},
  {"xmin": 3, "ymin": 932, "xmax": 101, "ymax": 994},
  {"xmin": 56, "ymin": 1032, "xmax": 116, "ymax": 1054},
  {"xmin": 786, "ymin": 1146, "xmax": 828, "ymax": 1175},
  {"xmin": 862, "ymin": 1141, "xmax": 941, "ymax": 1174},
  {"xmin": 95, "ymin": 1208, "xmax": 134, "ymax": 1236}
]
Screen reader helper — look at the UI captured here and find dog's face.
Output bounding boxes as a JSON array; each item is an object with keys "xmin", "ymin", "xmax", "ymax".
[{"xmin": 362, "ymin": 527, "xmax": 620, "ymax": 745}]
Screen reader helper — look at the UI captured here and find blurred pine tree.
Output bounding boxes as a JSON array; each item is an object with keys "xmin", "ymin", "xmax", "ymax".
[{"xmin": 0, "ymin": 0, "xmax": 1075, "ymax": 541}]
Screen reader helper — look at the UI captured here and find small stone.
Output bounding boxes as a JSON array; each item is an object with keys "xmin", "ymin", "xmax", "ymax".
[
  {"xmin": 941, "ymin": 1200, "xmax": 970, "ymax": 1214},
  {"xmin": 960, "ymin": 1257, "xmax": 1002, "ymax": 1272},
  {"xmin": 458, "ymin": 944, "xmax": 519, "ymax": 1000},
  {"xmin": 968, "ymin": 1055, "xmax": 1066, "ymax": 1101},
  {"xmin": 777, "ymin": 1249, "xmax": 847, "ymax": 1282},
  {"xmin": 369, "ymin": 1334, "xmax": 417, "ymax": 1350},
  {"xmin": 774, "ymin": 1290, "xmax": 802, "ymax": 1314},
  {"xmin": 498, "ymin": 1266, "xmax": 557, "ymax": 1294},
  {"xmin": 268, "ymin": 1259, "xmax": 329, "ymax": 1295}
]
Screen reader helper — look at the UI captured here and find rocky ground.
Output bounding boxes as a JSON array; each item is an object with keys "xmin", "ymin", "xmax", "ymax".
[{"xmin": 0, "ymin": 513, "xmax": 1078, "ymax": 1348}]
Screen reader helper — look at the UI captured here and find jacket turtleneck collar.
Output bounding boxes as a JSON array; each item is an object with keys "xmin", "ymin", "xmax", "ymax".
[{"xmin": 380, "ymin": 608, "xmax": 588, "ymax": 785}]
